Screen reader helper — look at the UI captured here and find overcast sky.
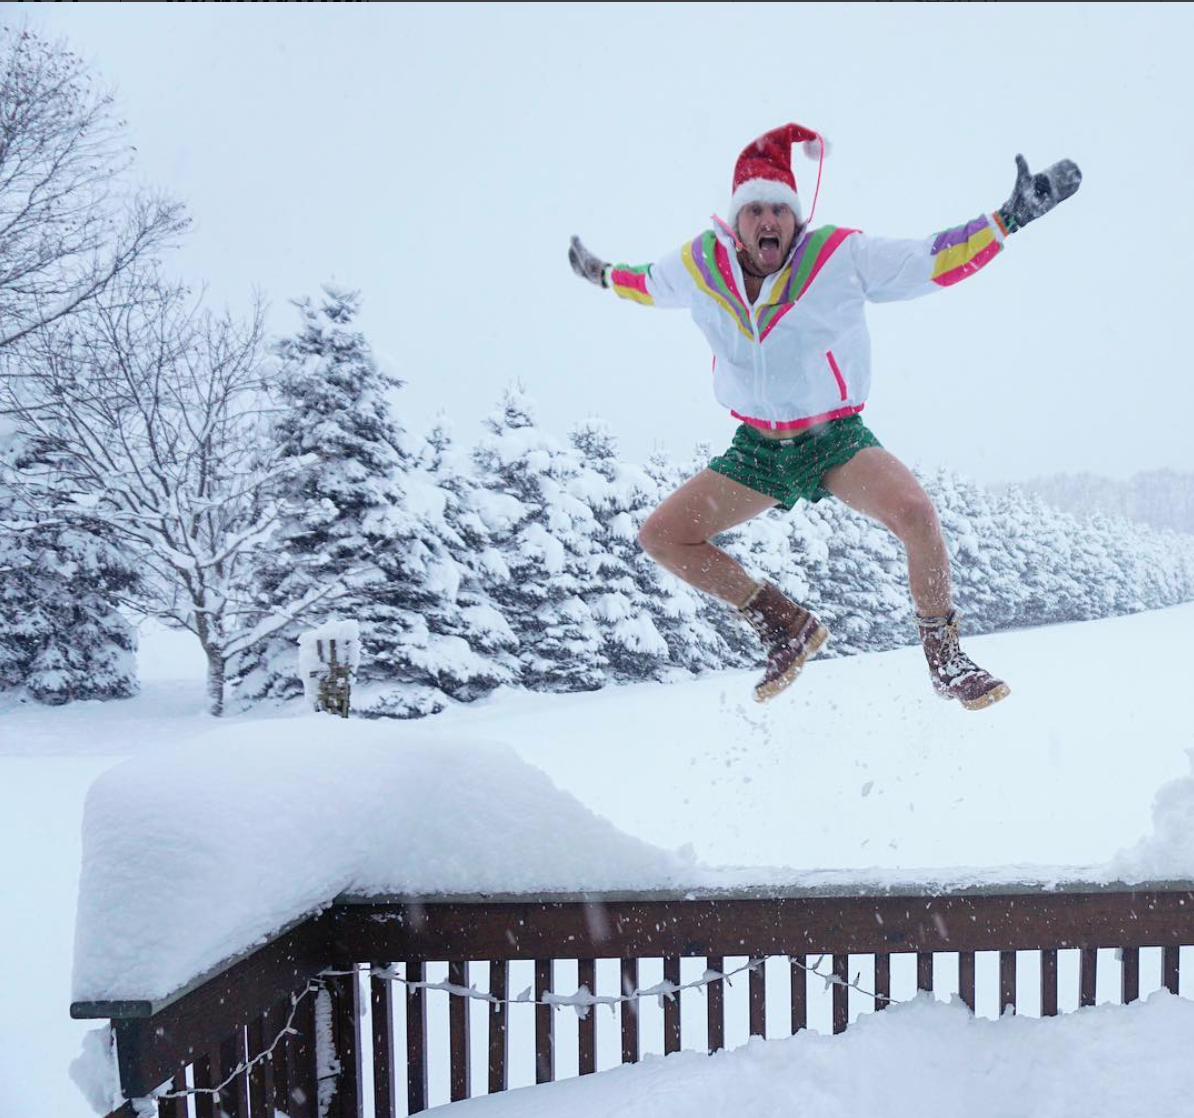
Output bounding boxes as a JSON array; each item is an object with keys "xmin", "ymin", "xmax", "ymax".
[{"xmin": 19, "ymin": 2, "xmax": 1194, "ymax": 485}]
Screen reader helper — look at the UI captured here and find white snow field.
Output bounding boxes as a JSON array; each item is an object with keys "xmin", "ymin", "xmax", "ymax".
[
  {"xmin": 447, "ymin": 991, "xmax": 1194, "ymax": 1118},
  {"xmin": 3, "ymin": 604, "xmax": 1194, "ymax": 1116}
]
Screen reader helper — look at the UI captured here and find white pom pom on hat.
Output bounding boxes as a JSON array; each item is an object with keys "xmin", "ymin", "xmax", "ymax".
[
  {"xmin": 802, "ymin": 135, "xmax": 832, "ymax": 160},
  {"xmin": 729, "ymin": 123, "xmax": 830, "ymax": 227}
]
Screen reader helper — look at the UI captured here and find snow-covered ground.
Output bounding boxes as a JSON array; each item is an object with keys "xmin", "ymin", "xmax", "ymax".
[
  {"xmin": 441, "ymin": 605, "xmax": 1194, "ymax": 875},
  {"xmin": 4, "ymin": 605, "xmax": 1194, "ymax": 1116},
  {"xmin": 448, "ymin": 991, "xmax": 1194, "ymax": 1118}
]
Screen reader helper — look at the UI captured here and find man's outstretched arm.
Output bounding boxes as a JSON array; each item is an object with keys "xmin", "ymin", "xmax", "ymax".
[
  {"xmin": 568, "ymin": 235, "xmax": 692, "ymax": 308},
  {"xmin": 853, "ymin": 154, "xmax": 1083, "ymax": 301}
]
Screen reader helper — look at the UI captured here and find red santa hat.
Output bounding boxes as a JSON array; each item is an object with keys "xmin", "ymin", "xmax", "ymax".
[{"xmin": 728, "ymin": 122, "xmax": 830, "ymax": 227}]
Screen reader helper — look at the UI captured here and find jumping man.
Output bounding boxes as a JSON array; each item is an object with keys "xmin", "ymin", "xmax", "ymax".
[{"xmin": 569, "ymin": 122, "xmax": 1081, "ymax": 708}]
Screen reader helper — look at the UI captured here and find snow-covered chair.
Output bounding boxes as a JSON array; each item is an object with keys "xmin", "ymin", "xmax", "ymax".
[{"xmin": 298, "ymin": 620, "xmax": 360, "ymax": 718}]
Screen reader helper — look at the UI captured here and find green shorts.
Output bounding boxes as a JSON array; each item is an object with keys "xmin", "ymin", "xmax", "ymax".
[{"xmin": 708, "ymin": 415, "xmax": 882, "ymax": 510}]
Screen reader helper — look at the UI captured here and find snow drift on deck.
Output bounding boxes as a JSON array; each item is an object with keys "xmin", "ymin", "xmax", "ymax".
[
  {"xmin": 71, "ymin": 719, "xmax": 693, "ymax": 1002},
  {"xmin": 72, "ymin": 716, "xmax": 1194, "ymax": 1004}
]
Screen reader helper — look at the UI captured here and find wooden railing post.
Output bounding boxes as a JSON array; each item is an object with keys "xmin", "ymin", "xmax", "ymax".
[
  {"xmin": 832, "ymin": 955, "xmax": 848, "ymax": 1034},
  {"xmin": 448, "ymin": 961, "xmax": 471, "ymax": 1101},
  {"xmin": 193, "ymin": 1055, "xmax": 214, "ymax": 1118},
  {"xmin": 1080, "ymin": 947, "xmax": 1098, "ymax": 1008},
  {"xmin": 405, "ymin": 962, "xmax": 428, "ymax": 1114},
  {"xmin": 535, "ymin": 960, "xmax": 554, "ymax": 1084},
  {"xmin": 578, "ymin": 958, "xmax": 597, "ymax": 1074},
  {"xmin": 959, "ymin": 951, "xmax": 976, "ymax": 1012},
  {"xmin": 370, "ymin": 966, "xmax": 396, "ymax": 1118},
  {"xmin": 247, "ymin": 1016, "xmax": 268, "ymax": 1117},
  {"xmin": 1040, "ymin": 949, "xmax": 1059, "ymax": 1016},
  {"xmin": 488, "ymin": 960, "xmax": 509, "ymax": 1093},
  {"xmin": 706, "ymin": 956, "xmax": 725, "ymax": 1052},
  {"xmin": 1163, "ymin": 946, "xmax": 1180, "ymax": 995},
  {"xmin": 216, "ymin": 1030, "xmax": 247, "ymax": 1117},
  {"xmin": 873, "ymin": 954, "xmax": 890, "ymax": 1012},
  {"xmin": 290, "ymin": 991, "xmax": 319, "ymax": 1118},
  {"xmin": 917, "ymin": 952, "xmax": 933, "ymax": 993},
  {"xmin": 621, "ymin": 958, "xmax": 640, "ymax": 1063},
  {"xmin": 157, "ymin": 1074, "xmax": 188, "ymax": 1118},
  {"xmin": 1121, "ymin": 947, "xmax": 1140, "ymax": 1004},
  {"xmin": 663, "ymin": 956, "xmax": 682, "ymax": 1053},
  {"xmin": 324, "ymin": 968, "xmax": 363, "ymax": 1118},
  {"xmin": 1000, "ymin": 951, "xmax": 1017, "ymax": 1016},
  {"xmin": 749, "ymin": 958, "xmax": 766, "ymax": 1038}
]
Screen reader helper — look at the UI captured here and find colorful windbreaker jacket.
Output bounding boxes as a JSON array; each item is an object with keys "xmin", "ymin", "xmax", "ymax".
[{"xmin": 608, "ymin": 212, "xmax": 1009, "ymax": 432}]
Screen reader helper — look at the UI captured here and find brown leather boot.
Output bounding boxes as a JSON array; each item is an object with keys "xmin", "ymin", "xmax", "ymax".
[
  {"xmin": 739, "ymin": 582, "xmax": 830, "ymax": 703},
  {"xmin": 916, "ymin": 610, "xmax": 1010, "ymax": 711}
]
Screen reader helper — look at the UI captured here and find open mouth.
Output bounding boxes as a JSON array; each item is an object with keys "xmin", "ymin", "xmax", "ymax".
[{"xmin": 758, "ymin": 235, "xmax": 780, "ymax": 252}]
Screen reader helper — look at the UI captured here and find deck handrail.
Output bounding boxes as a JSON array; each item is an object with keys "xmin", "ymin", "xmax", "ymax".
[{"xmin": 73, "ymin": 881, "xmax": 1194, "ymax": 1117}]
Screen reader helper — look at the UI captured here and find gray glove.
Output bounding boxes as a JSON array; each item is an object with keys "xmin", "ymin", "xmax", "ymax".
[
  {"xmin": 997, "ymin": 154, "xmax": 1082, "ymax": 234},
  {"xmin": 568, "ymin": 236, "xmax": 609, "ymax": 288}
]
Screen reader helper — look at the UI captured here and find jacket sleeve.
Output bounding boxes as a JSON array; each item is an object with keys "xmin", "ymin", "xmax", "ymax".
[
  {"xmin": 849, "ymin": 212, "xmax": 1009, "ymax": 303},
  {"xmin": 607, "ymin": 244, "xmax": 692, "ymax": 309}
]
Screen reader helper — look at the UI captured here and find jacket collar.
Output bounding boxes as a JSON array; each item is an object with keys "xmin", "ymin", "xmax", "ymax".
[
  {"xmin": 712, "ymin": 215, "xmax": 808, "ymax": 267},
  {"xmin": 711, "ymin": 216, "xmax": 809, "ymax": 304}
]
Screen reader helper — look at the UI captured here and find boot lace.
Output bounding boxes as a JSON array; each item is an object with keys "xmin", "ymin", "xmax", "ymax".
[{"xmin": 936, "ymin": 624, "xmax": 982, "ymax": 683}]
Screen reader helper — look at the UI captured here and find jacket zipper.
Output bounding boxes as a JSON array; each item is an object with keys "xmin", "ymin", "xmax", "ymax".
[
  {"xmin": 730, "ymin": 251, "xmax": 767, "ymax": 425},
  {"xmin": 754, "ymin": 235, "xmax": 805, "ymax": 427},
  {"xmin": 721, "ymin": 226, "xmax": 802, "ymax": 429},
  {"xmin": 751, "ymin": 297, "xmax": 766, "ymax": 424}
]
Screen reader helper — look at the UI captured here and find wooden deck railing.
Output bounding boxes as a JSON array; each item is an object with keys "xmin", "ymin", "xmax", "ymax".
[{"xmin": 72, "ymin": 882, "xmax": 1194, "ymax": 1117}]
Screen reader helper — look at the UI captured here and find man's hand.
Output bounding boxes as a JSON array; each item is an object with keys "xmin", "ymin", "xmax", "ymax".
[
  {"xmin": 997, "ymin": 154, "xmax": 1082, "ymax": 234},
  {"xmin": 569, "ymin": 236, "xmax": 610, "ymax": 288}
]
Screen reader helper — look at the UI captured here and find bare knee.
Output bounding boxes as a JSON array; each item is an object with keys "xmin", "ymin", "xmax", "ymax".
[
  {"xmin": 637, "ymin": 514, "xmax": 672, "ymax": 559},
  {"xmin": 885, "ymin": 490, "xmax": 941, "ymax": 544},
  {"xmin": 638, "ymin": 511, "xmax": 699, "ymax": 559}
]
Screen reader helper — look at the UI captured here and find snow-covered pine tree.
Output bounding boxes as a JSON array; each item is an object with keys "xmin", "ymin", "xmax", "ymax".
[
  {"xmin": 926, "ymin": 468, "xmax": 1024, "ymax": 635},
  {"xmin": 640, "ymin": 448, "xmax": 737, "ymax": 675},
  {"xmin": 644, "ymin": 439, "xmax": 764, "ymax": 673},
  {"xmin": 567, "ymin": 418, "xmax": 672, "ymax": 683},
  {"xmin": 989, "ymin": 488, "xmax": 1083, "ymax": 627},
  {"xmin": 1067, "ymin": 508, "xmax": 1126, "ymax": 621},
  {"xmin": 0, "ymin": 431, "xmax": 139, "ymax": 704},
  {"xmin": 470, "ymin": 386, "xmax": 606, "ymax": 692},
  {"xmin": 765, "ymin": 496, "xmax": 906, "ymax": 657},
  {"xmin": 1026, "ymin": 491, "xmax": 1093, "ymax": 625},
  {"xmin": 1104, "ymin": 512, "xmax": 1193, "ymax": 615},
  {"xmin": 417, "ymin": 417, "xmax": 519, "ymax": 700},
  {"xmin": 0, "ymin": 518, "xmax": 139, "ymax": 705},
  {"xmin": 233, "ymin": 287, "xmax": 493, "ymax": 718}
]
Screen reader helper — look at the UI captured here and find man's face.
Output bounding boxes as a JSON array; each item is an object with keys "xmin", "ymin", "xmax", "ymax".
[{"xmin": 736, "ymin": 201, "xmax": 799, "ymax": 276}]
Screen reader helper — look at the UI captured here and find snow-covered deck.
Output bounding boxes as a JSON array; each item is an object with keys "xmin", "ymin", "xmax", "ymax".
[{"xmin": 8, "ymin": 607, "xmax": 1194, "ymax": 1115}]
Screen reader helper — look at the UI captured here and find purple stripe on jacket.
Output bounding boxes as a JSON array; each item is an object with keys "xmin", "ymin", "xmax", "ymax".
[
  {"xmin": 782, "ymin": 233, "xmax": 815, "ymax": 299},
  {"xmin": 689, "ymin": 235, "xmax": 721, "ymax": 294},
  {"xmin": 931, "ymin": 215, "xmax": 990, "ymax": 255},
  {"xmin": 693, "ymin": 235, "xmax": 750, "ymax": 328}
]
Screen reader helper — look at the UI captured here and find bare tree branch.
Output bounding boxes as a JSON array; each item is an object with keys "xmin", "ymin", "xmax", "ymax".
[{"xmin": 0, "ymin": 25, "xmax": 190, "ymax": 355}]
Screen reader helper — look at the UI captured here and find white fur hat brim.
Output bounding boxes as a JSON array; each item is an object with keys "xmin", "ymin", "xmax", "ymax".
[{"xmin": 728, "ymin": 179, "xmax": 803, "ymax": 226}]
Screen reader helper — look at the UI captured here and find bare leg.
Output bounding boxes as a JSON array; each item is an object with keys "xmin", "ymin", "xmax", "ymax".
[
  {"xmin": 820, "ymin": 447, "xmax": 952, "ymax": 616},
  {"xmin": 638, "ymin": 469, "xmax": 779, "ymax": 606}
]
